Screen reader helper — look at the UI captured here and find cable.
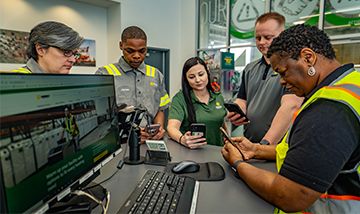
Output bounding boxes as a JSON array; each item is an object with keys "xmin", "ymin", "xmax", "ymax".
[
  {"xmin": 72, "ymin": 189, "xmax": 110, "ymax": 214},
  {"xmin": 83, "ymin": 168, "xmax": 120, "ymax": 191}
]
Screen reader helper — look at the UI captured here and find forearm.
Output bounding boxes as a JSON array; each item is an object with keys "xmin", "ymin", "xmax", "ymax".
[
  {"xmin": 235, "ymin": 163, "xmax": 318, "ymax": 212},
  {"xmin": 262, "ymin": 108, "xmax": 292, "ymax": 144},
  {"xmin": 153, "ymin": 110, "xmax": 165, "ymax": 128},
  {"xmin": 263, "ymin": 95, "xmax": 302, "ymax": 144},
  {"xmin": 167, "ymin": 127, "xmax": 183, "ymax": 143},
  {"xmin": 234, "ymin": 98, "xmax": 247, "ymax": 113},
  {"xmin": 253, "ymin": 144, "xmax": 277, "ymax": 160},
  {"xmin": 167, "ymin": 119, "xmax": 183, "ymax": 143}
]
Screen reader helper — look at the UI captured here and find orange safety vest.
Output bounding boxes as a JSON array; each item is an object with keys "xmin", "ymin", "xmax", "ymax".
[{"xmin": 275, "ymin": 69, "xmax": 360, "ymax": 213}]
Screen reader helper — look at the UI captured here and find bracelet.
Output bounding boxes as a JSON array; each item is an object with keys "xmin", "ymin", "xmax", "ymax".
[
  {"xmin": 232, "ymin": 159, "xmax": 245, "ymax": 172},
  {"xmin": 178, "ymin": 134, "xmax": 184, "ymax": 144}
]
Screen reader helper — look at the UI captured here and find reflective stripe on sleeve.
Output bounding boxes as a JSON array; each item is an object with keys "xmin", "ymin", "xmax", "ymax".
[
  {"xmin": 11, "ymin": 67, "xmax": 32, "ymax": 74},
  {"xmin": 159, "ymin": 94, "xmax": 170, "ymax": 107}
]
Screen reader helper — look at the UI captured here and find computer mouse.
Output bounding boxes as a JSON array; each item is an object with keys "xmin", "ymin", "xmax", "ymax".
[{"xmin": 172, "ymin": 160, "xmax": 200, "ymax": 174}]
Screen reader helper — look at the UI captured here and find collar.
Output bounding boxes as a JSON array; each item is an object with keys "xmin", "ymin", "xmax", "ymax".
[
  {"xmin": 260, "ymin": 56, "xmax": 270, "ymax": 66},
  {"xmin": 118, "ymin": 56, "xmax": 146, "ymax": 75},
  {"xmin": 190, "ymin": 89, "xmax": 216, "ymax": 103},
  {"xmin": 26, "ymin": 58, "xmax": 45, "ymax": 73},
  {"xmin": 305, "ymin": 63, "xmax": 354, "ymax": 101}
]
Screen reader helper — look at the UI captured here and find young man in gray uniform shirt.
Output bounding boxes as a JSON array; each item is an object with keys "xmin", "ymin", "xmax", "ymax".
[
  {"xmin": 96, "ymin": 26, "xmax": 170, "ymax": 142},
  {"xmin": 227, "ymin": 12, "xmax": 303, "ymax": 145}
]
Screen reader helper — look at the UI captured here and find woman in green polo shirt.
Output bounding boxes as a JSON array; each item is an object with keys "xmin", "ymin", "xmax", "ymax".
[{"xmin": 167, "ymin": 57, "xmax": 227, "ymax": 148}]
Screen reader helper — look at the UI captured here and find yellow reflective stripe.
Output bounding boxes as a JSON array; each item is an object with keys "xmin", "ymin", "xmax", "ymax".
[
  {"xmin": 335, "ymin": 70, "xmax": 360, "ymax": 85},
  {"xmin": 159, "ymin": 94, "xmax": 170, "ymax": 107},
  {"xmin": 319, "ymin": 86, "xmax": 360, "ymax": 116},
  {"xmin": 151, "ymin": 66, "xmax": 155, "ymax": 77},
  {"xmin": 11, "ymin": 68, "xmax": 31, "ymax": 74},
  {"xmin": 145, "ymin": 65, "xmax": 155, "ymax": 77},
  {"xmin": 104, "ymin": 64, "xmax": 121, "ymax": 76},
  {"xmin": 146, "ymin": 65, "xmax": 151, "ymax": 76},
  {"xmin": 109, "ymin": 64, "xmax": 121, "ymax": 76},
  {"xmin": 104, "ymin": 65, "xmax": 114, "ymax": 75}
]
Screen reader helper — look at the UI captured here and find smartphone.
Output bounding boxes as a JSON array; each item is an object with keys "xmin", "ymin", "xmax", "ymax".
[
  {"xmin": 219, "ymin": 127, "xmax": 235, "ymax": 145},
  {"xmin": 219, "ymin": 127, "xmax": 245, "ymax": 160},
  {"xmin": 224, "ymin": 103, "xmax": 249, "ymax": 122},
  {"xmin": 145, "ymin": 123, "xmax": 161, "ymax": 136},
  {"xmin": 190, "ymin": 123, "xmax": 206, "ymax": 142}
]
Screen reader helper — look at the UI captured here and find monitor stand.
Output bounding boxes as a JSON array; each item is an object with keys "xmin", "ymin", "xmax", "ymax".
[{"xmin": 47, "ymin": 183, "xmax": 107, "ymax": 213}]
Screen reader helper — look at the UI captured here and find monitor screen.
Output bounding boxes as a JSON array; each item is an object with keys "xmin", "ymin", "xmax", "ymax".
[{"xmin": 0, "ymin": 73, "xmax": 120, "ymax": 213}]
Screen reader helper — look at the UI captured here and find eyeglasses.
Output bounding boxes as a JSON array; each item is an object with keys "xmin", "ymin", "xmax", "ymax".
[{"xmin": 50, "ymin": 46, "xmax": 81, "ymax": 59}]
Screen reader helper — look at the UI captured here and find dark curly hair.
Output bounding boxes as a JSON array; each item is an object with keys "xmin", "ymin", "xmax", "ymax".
[
  {"xmin": 181, "ymin": 57, "xmax": 212, "ymax": 124},
  {"xmin": 267, "ymin": 24, "xmax": 336, "ymax": 60},
  {"xmin": 121, "ymin": 26, "xmax": 147, "ymax": 42}
]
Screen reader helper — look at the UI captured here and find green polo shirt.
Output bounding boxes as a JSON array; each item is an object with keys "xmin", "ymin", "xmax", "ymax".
[{"xmin": 168, "ymin": 90, "xmax": 227, "ymax": 146}]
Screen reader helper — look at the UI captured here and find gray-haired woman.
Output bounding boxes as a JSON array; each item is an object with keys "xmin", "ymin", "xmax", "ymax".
[{"xmin": 12, "ymin": 21, "xmax": 83, "ymax": 74}]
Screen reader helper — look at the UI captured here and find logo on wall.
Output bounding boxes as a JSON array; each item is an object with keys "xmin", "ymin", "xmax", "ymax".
[
  {"xmin": 272, "ymin": 0, "xmax": 318, "ymax": 23},
  {"xmin": 326, "ymin": 0, "xmax": 360, "ymax": 26},
  {"xmin": 230, "ymin": 0, "xmax": 264, "ymax": 39}
]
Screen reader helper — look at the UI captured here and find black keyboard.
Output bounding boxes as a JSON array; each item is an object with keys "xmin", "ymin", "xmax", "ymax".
[{"xmin": 117, "ymin": 170, "xmax": 199, "ymax": 214}]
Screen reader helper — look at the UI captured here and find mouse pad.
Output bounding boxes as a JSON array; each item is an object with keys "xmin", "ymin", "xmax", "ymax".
[{"xmin": 164, "ymin": 162, "xmax": 225, "ymax": 181}]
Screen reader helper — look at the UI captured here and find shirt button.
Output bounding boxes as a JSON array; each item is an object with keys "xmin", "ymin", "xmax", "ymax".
[
  {"xmin": 138, "ymin": 91, "xmax": 141, "ymax": 94},
  {"xmin": 137, "ymin": 79, "xmax": 140, "ymax": 82}
]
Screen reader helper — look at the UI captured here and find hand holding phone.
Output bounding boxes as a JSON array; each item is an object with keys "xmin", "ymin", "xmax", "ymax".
[
  {"xmin": 190, "ymin": 123, "xmax": 206, "ymax": 143},
  {"xmin": 145, "ymin": 123, "xmax": 161, "ymax": 136},
  {"xmin": 220, "ymin": 127, "xmax": 245, "ymax": 160},
  {"xmin": 224, "ymin": 103, "xmax": 249, "ymax": 122}
]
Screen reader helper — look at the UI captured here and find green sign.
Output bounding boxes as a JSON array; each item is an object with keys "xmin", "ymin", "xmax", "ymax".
[{"xmin": 221, "ymin": 52, "xmax": 234, "ymax": 70}]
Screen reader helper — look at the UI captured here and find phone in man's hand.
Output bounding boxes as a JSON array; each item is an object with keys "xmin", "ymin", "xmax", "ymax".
[
  {"xmin": 145, "ymin": 123, "xmax": 161, "ymax": 136},
  {"xmin": 224, "ymin": 103, "xmax": 249, "ymax": 122}
]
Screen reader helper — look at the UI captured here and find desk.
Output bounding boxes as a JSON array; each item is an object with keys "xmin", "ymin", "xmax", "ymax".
[{"xmin": 96, "ymin": 137, "xmax": 276, "ymax": 213}]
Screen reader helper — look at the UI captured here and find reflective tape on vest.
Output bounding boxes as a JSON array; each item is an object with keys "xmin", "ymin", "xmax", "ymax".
[
  {"xmin": 275, "ymin": 69, "xmax": 360, "ymax": 214},
  {"xmin": 159, "ymin": 94, "xmax": 170, "ymax": 107}
]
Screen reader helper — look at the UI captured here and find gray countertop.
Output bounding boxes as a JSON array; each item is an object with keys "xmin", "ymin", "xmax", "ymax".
[{"xmin": 95, "ymin": 137, "xmax": 276, "ymax": 213}]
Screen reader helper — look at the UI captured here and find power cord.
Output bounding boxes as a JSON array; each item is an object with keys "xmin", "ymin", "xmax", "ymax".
[
  {"xmin": 72, "ymin": 189, "xmax": 110, "ymax": 214},
  {"xmin": 83, "ymin": 168, "xmax": 120, "ymax": 190}
]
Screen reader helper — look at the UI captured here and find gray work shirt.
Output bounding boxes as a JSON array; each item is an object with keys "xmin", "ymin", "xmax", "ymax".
[
  {"xmin": 13, "ymin": 58, "xmax": 45, "ymax": 73},
  {"xmin": 96, "ymin": 57, "xmax": 170, "ymax": 120},
  {"xmin": 237, "ymin": 57, "xmax": 288, "ymax": 143}
]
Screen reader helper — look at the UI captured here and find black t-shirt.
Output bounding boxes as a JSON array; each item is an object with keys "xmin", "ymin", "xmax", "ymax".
[
  {"xmin": 279, "ymin": 64, "xmax": 360, "ymax": 195},
  {"xmin": 280, "ymin": 99, "xmax": 360, "ymax": 194}
]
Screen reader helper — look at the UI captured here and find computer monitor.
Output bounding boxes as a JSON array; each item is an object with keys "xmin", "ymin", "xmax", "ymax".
[{"xmin": 0, "ymin": 73, "xmax": 121, "ymax": 213}]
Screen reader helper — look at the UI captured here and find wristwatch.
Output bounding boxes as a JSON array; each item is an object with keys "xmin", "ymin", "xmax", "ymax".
[
  {"xmin": 232, "ymin": 159, "xmax": 245, "ymax": 172},
  {"xmin": 259, "ymin": 139, "xmax": 270, "ymax": 145}
]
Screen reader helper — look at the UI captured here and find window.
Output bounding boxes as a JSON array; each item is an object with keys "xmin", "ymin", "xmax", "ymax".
[{"xmin": 197, "ymin": 0, "xmax": 360, "ymax": 98}]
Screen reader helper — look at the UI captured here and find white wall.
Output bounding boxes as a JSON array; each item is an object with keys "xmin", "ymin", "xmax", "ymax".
[
  {"xmin": 0, "ymin": 0, "xmax": 197, "ymax": 96},
  {"xmin": 0, "ymin": 0, "xmax": 109, "ymax": 74},
  {"xmin": 118, "ymin": 0, "xmax": 196, "ymax": 96}
]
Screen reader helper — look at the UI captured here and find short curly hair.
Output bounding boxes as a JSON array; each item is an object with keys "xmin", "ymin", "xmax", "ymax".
[
  {"xmin": 267, "ymin": 24, "xmax": 336, "ymax": 60},
  {"xmin": 121, "ymin": 26, "xmax": 147, "ymax": 42}
]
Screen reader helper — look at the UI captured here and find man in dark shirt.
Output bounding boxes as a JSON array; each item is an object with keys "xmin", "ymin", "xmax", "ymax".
[{"xmin": 227, "ymin": 12, "xmax": 303, "ymax": 145}]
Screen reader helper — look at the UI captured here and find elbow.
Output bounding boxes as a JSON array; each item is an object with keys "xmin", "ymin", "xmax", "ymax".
[
  {"xmin": 271, "ymin": 192, "xmax": 317, "ymax": 212},
  {"xmin": 271, "ymin": 196, "xmax": 310, "ymax": 213}
]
